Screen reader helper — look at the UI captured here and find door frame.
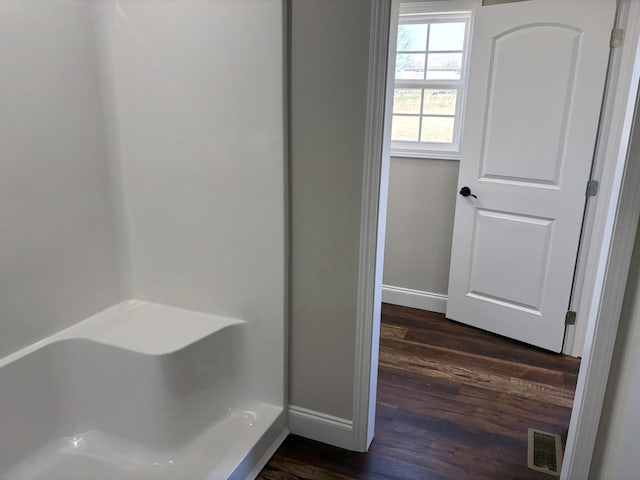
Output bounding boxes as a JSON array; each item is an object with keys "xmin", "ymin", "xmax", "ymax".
[{"xmin": 352, "ymin": 2, "xmax": 640, "ymax": 479}]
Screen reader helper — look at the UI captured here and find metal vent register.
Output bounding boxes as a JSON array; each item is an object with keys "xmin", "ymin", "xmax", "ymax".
[{"xmin": 527, "ymin": 428, "xmax": 563, "ymax": 476}]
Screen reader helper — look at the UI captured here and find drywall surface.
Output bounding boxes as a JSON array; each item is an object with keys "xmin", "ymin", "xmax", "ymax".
[
  {"xmin": 589, "ymin": 206, "xmax": 640, "ymax": 478},
  {"xmin": 289, "ymin": 0, "xmax": 371, "ymax": 419},
  {"xmin": 102, "ymin": 0, "xmax": 286, "ymax": 406},
  {"xmin": 0, "ymin": 1, "xmax": 124, "ymax": 358},
  {"xmin": 383, "ymin": 158, "xmax": 459, "ymax": 295}
]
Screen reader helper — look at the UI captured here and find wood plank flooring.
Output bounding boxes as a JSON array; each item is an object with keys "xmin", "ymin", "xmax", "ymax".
[{"xmin": 259, "ymin": 303, "xmax": 581, "ymax": 480}]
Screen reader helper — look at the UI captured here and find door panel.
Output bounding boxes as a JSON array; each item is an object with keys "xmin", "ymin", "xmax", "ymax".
[
  {"xmin": 481, "ymin": 25, "xmax": 581, "ymax": 186},
  {"xmin": 446, "ymin": 0, "xmax": 615, "ymax": 352},
  {"xmin": 469, "ymin": 209, "xmax": 553, "ymax": 314}
]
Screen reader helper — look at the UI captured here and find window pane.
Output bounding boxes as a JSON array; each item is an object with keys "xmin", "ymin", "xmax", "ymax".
[
  {"xmin": 396, "ymin": 53, "xmax": 425, "ymax": 79},
  {"xmin": 428, "ymin": 22, "xmax": 466, "ymax": 51},
  {"xmin": 392, "ymin": 115, "xmax": 420, "ymax": 141},
  {"xmin": 397, "ymin": 24, "xmax": 428, "ymax": 51},
  {"xmin": 394, "ymin": 89, "xmax": 422, "ymax": 114},
  {"xmin": 426, "ymin": 52, "xmax": 462, "ymax": 80},
  {"xmin": 423, "ymin": 89, "xmax": 457, "ymax": 115},
  {"xmin": 421, "ymin": 116, "xmax": 455, "ymax": 143}
]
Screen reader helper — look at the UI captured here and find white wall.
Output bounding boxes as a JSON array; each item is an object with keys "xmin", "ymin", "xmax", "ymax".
[
  {"xmin": 383, "ymin": 158, "xmax": 458, "ymax": 297},
  {"xmin": 0, "ymin": 1, "xmax": 124, "ymax": 358},
  {"xmin": 101, "ymin": 0, "xmax": 286, "ymax": 407},
  {"xmin": 289, "ymin": 0, "xmax": 372, "ymax": 420}
]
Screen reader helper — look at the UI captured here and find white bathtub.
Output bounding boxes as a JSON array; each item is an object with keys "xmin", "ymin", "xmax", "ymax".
[{"xmin": 0, "ymin": 301, "xmax": 286, "ymax": 479}]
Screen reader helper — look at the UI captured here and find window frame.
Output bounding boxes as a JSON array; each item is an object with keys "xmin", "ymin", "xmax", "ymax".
[{"xmin": 390, "ymin": 1, "xmax": 477, "ymax": 160}]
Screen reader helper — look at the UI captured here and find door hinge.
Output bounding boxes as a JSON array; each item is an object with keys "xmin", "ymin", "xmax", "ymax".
[
  {"xmin": 611, "ymin": 28, "xmax": 624, "ymax": 48},
  {"xmin": 565, "ymin": 311, "xmax": 577, "ymax": 326},
  {"xmin": 586, "ymin": 179, "xmax": 599, "ymax": 197}
]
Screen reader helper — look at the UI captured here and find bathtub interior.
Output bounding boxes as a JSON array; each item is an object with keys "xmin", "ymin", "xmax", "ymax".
[
  {"xmin": 4, "ymin": 406, "xmax": 285, "ymax": 480},
  {"xmin": 0, "ymin": 301, "xmax": 286, "ymax": 479}
]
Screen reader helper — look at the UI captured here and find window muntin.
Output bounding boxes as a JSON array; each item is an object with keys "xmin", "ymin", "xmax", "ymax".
[{"xmin": 391, "ymin": 11, "xmax": 471, "ymax": 159}]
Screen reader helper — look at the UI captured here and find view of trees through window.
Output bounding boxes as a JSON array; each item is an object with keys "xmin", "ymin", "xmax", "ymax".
[{"xmin": 391, "ymin": 13, "xmax": 469, "ymax": 153}]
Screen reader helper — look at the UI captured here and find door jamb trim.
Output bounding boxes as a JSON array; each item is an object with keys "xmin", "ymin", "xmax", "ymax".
[
  {"xmin": 352, "ymin": 0, "xmax": 393, "ymax": 452},
  {"xmin": 561, "ymin": 0, "xmax": 640, "ymax": 476}
]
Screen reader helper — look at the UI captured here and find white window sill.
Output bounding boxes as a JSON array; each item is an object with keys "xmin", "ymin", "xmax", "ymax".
[{"xmin": 390, "ymin": 145, "xmax": 461, "ymax": 161}]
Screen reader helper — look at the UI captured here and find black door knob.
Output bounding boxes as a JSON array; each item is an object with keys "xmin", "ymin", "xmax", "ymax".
[{"xmin": 459, "ymin": 186, "xmax": 477, "ymax": 199}]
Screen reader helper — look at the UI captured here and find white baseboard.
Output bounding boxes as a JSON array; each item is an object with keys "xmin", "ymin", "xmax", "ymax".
[
  {"xmin": 382, "ymin": 285, "xmax": 448, "ymax": 313},
  {"xmin": 288, "ymin": 405, "xmax": 355, "ymax": 451}
]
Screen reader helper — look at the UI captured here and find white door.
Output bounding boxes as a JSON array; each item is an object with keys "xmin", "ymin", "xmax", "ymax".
[{"xmin": 446, "ymin": 0, "xmax": 615, "ymax": 352}]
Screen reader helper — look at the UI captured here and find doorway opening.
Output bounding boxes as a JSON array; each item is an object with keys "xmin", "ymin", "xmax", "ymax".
[
  {"xmin": 378, "ymin": 2, "xmax": 615, "ymax": 468},
  {"xmin": 378, "ymin": 3, "xmax": 592, "ymax": 470}
]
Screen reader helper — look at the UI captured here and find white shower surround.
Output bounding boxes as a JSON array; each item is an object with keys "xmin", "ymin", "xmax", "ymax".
[{"xmin": 0, "ymin": 0, "xmax": 287, "ymax": 478}]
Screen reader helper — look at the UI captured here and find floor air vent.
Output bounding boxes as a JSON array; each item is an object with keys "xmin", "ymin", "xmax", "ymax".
[{"xmin": 527, "ymin": 428, "xmax": 563, "ymax": 476}]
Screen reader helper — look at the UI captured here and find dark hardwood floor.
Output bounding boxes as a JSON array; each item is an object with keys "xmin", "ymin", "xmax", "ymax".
[{"xmin": 259, "ymin": 303, "xmax": 581, "ymax": 480}]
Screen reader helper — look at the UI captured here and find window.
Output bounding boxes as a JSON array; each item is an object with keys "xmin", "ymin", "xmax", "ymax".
[{"xmin": 390, "ymin": 3, "xmax": 473, "ymax": 159}]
